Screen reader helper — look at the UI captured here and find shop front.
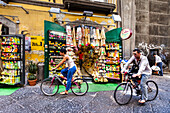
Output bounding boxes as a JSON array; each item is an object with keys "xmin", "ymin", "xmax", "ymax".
[
  {"xmin": 0, "ymin": 0, "xmax": 123, "ymax": 85},
  {"xmin": 0, "ymin": 34, "xmax": 25, "ymax": 85},
  {"xmin": 44, "ymin": 19, "xmax": 123, "ymax": 83}
]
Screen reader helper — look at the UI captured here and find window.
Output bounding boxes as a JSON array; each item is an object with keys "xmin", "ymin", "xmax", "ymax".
[{"xmin": 1, "ymin": 24, "xmax": 9, "ymax": 35}]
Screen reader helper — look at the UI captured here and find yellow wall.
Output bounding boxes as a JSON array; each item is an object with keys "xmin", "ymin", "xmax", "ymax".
[
  {"xmin": 0, "ymin": 1, "xmax": 118, "ymax": 63},
  {"xmin": 0, "ymin": 1, "xmax": 117, "ymax": 36}
]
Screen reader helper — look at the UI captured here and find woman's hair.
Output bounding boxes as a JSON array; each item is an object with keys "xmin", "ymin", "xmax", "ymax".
[{"xmin": 60, "ymin": 48, "xmax": 66, "ymax": 54}]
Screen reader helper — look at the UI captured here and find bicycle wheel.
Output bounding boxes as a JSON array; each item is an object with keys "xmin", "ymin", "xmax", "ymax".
[
  {"xmin": 146, "ymin": 80, "xmax": 158, "ymax": 101},
  {"xmin": 40, "ymin": 77, "xmax": 59, "ymax": 96},
  {"xmin": 71, "ymin": 78, "xmax": 88, "ymax": 96},
  {"xmin": 114, "ymin": 83, "xmax": 133, "ymax": 105}
]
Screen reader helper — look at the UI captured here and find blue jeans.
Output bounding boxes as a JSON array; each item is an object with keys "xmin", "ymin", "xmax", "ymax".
[
  {"xmin": 140, "ymin": 74, "xmax": 150, "ymax": 101},
  {"xmin": 61, "ymin": 66, "xmax": 76, "ymax": 91},
  {"xmin": 157, "ymin": 62, "xmax": 163, "ymax": 76}
]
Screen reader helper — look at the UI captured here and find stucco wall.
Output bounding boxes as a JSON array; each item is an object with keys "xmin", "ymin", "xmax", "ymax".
[{"xmin": 0, "ymin": 1, "xmax": 117, "ymax": 64}]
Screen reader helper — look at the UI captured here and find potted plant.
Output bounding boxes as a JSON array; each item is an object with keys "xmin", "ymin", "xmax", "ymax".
[{"xmin": 27, "ymin": 61, "xmax": 38, "ymax": 86}]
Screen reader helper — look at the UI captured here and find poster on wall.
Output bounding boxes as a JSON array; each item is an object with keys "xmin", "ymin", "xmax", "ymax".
[
  {"xmin": 25, "ymin": 37, "xmax": 31, "ymax": 51},
  {"xmin": 31, "ymin": 36, "xmax": 44, "ymax": 51}
]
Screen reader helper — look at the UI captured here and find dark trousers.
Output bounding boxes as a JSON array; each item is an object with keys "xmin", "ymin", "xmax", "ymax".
[
  {"xmin": 157, "ymin": 62, "xmax": 163, "ymax": 76},
  {"xmin": 79, "ymin": 59, "xmax": 83, "ymax": 70}
]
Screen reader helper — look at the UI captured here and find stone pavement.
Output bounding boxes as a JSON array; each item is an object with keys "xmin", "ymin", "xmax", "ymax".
[{"xmin": 0, "ymin": 74, "xmax": 170, "ymax": 113}]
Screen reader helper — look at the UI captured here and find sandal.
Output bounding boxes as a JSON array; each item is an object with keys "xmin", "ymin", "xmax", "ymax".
[
  {"xmin": 138, "ymin": 99, "xmax": 146, "ymax": 104},
  {"xmin": 60, "ymin": 91, "xmax": 68, "ymax": 95}
]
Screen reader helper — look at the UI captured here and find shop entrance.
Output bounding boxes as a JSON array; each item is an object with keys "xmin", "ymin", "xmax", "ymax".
[
  {"xmin": 63, "ymin": 20, "xmax": 109, "ymax": 78},
  {"xmin": 44, "ymin": 20, "xmax": 123, "ymax": 83}
]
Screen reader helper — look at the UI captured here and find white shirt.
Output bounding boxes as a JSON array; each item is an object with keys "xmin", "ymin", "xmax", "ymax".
[
  {"xmin": 122, "ymin": 55, "xmax": 152, "ymax": 75},
  {"xmin": 155, "ymin": 55, "xmax": 162, "ymax": 63},
  {"xmin": 65, "ymin": 55, "xmax": 75, "ymax": 69}
]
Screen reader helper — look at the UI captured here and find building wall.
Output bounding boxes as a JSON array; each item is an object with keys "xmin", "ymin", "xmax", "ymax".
[
  {"xmin": 0, "ymin": 0, "xmax": 118, "ymax": 64},
  {"xmin": 135, "ymin": 0, "xmax": 170, "ymax": 59},
  {"xmin": 0, "ymin": 1, "xmax": 117, "ymax": 36},
  {"xmin": 120, "ymin": 0, "xmax": 136, "ymax": 59}
]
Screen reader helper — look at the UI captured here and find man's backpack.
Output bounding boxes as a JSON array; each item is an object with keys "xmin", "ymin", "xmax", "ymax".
[{"xmin": 129, "ymin": 60, "xmax": 141, "ymax": 74}]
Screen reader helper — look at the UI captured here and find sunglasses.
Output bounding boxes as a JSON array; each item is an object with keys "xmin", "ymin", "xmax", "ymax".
[{"xmin": 133, "ymin": 53, "xmax": 137, "ymax": 55}]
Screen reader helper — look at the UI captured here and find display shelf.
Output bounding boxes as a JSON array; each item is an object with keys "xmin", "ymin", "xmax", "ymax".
[
  {"xmin": 50, "ymin": 56, "xmax": 63, "ymax": 58},
  {"xmin": 106, "ymin": 70, "xmax": 119, "ymax": 72},
  {"xmin": 1, "ymin": 74, "xmax": 20, "ymax": 76},
  {"xmin": 3, "ymin": 68, "xmax": 21, "ymax": 70},
  {"xmin": 105, "ymin": 63, "xmax": 120, "ymax": 65},
  {"xmin": 1, "ymin": 59, "xmax": 21, "ymax": 61},
  {"xmin": 107, "ymin": 77, "xmax": 120, "ymax": 80},
  {"xmin": 1, "ymin": 44, "xmax": 21, "ymax": 46},
  {"xmin": 49, "ymin": 39, "xmax": 66, "ymax": 41},
  {"xmin": 45, "ymin": 30, "xmax": 67, "ymax": 78},
  {"xmin": 1, "ymin": 52, "xmax": 20, "ymax": 54},
  {"xmin": 0, "ymin": 81, "xmax": 21, "ymax": 85},
  {"xmin": 106, "ymin": 49, "xmax": 119, "ymax": 51},
  {"xmin": 49, "ymin": 48, "xmax": 57, "ymax": 50},
  {"xmin": 0, "ymin": 35, "xmax": 25, "ymax": 85},
  {"xmin": 107, "ymin": 56, "xmax": 120, "ymax": 58},
  {"xmin": 105, "ymin": 42, "xmax": 122, "ymax": 82}
]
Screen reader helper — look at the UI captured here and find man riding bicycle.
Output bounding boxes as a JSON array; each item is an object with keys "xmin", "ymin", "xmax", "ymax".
[{"xmin": 121, "ymin": 48, "xmax": 152, "ymax": 104}]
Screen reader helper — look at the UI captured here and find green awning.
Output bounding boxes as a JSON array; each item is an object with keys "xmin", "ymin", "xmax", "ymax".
[
  {"xmin": 44, "ymin": 20, "xmax": 66, "ymax": 33},
  {"xmin": 105, "ymin": 27, "xmax": 122, "ymax": 42}
]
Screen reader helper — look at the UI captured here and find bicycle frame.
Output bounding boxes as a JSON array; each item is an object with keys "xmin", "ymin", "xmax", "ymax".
[
  {"xmin": 123, "ymin": 72, "xmax": 140, "ymax": 87},
  {"xmin": 50, "ymin": 74, "xmax": 81, "ymax": 89}
]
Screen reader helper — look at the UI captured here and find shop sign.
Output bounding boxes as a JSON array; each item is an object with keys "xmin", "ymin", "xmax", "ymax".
[
  {"xmin": 120, "ymin": 29, "xmax": 132, "ymax": 40},
  {"xmin": 31, "ymin": 36, "xmax": 44, "ymax": 50}
]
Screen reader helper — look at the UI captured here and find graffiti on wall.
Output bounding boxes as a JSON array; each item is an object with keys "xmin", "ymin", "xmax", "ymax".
[
  {"xmin": 138, "ymin": 42, "xmax": 169, "ymax": 68},
  {"xmin": 138, "ymin": 42, "xmax": 169, "ymax": 56}
]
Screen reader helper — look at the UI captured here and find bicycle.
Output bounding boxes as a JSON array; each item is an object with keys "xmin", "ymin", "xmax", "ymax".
[
  {"xmin": 40, "ymin": 71, "xmax": 89, "ymax": 96},
  {"xmin": 114, "ymin": 71, "xmax": 158, "ymax": 105}
]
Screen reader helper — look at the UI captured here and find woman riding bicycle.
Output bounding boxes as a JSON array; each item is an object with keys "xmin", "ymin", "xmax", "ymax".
[
  {"xmin": 52, "ymin": 48, "xmax": 77, "ymax": 95},
  {"xmin": 121, "ymin": 48, "xmax": 152, "ymax": 104}
]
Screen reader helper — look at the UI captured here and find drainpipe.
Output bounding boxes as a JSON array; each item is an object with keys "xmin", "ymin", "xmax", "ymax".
[{"xmin": 0, "ymin": 0, "xmax": 29, "ymax": 14}]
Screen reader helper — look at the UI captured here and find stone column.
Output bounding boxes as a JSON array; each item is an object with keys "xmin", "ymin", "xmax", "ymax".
[{"xmin": 120, "ymin": 0, "xmax": 136, "ymax": 59}]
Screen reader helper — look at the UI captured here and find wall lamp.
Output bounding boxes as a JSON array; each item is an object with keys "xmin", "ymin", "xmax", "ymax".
[{"xmin": 49, "ymin": 8, "xmax": 121, "ymax": 22}]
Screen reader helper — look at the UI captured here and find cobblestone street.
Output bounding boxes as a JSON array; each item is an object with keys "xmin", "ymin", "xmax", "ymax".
[{"xmin": 0, "ymin": 74, "xmax": 170, "ymax": 113}]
